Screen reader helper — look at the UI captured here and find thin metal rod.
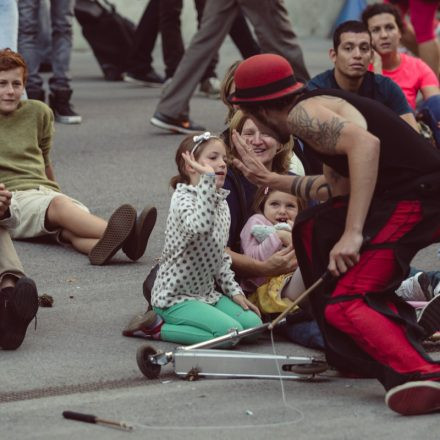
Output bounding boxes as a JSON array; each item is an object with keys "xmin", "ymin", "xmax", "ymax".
[{"xmin": 180, "ymin": 322, "xmax": 272, "ymax": 351}]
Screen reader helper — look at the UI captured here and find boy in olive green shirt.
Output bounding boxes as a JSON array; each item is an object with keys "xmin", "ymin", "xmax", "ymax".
[{"xmin": 0, "ymin": 48, "xmax": 156, "ymax": 265}]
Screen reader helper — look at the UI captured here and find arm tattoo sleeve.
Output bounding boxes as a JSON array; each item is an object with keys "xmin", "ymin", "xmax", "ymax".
[
  {"xmin": 290, "ymin": 104, "xmax": 346, "ymax": 153},
  {"xmin": 304, "ymin": 176, "xmax": 319, "ymax": 200}
]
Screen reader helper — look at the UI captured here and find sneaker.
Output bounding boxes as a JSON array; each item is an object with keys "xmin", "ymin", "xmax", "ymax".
[
  {"xmin": 385, "ymin": 380, "xmax": 440, "ymax": 415},
  {"xmin": 199, "ymin": 77, "xmax": 221, "ymax": 99},
  {"xmin": 89, "ymin": 204, "xmax": 136, "ymax": 266},
  {"xmin": 123, "ymin": 70, "xmax": 164, "ymax": 88},
  {"xmin": 0, "ymin": 278, "xmax": 39, "ymax": 350},
  {"xmin": 122, "ymin": 310, "xmax": 163, "ymax": 339},
  {"xmin": 122, "ymin": 206, "xmax": 157, "ymax": 261},
  {"xmin": 396, "ymin": 272, "xmax": 432, "ymax": 302},
  {"xmin": 417, "ymin": 294, "xmax": 440, "ymax": 337},
  {"xmin": 150, "ymin": 111, "xmax": 206, "ymax": 134},
  {"xmin": 49, "ymin": 90, "xmax": 82, "ymax": 124}
]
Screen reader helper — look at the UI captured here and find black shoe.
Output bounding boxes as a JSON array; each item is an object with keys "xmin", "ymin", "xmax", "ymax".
[
  {"xmin": 27, "ymin": 89, "xmax": 45, "ymax": 102},
  {"xmin": 150, "ymin": 111, "xmax": 206, "ymax": 134},
  {"xmin": 123, "ymin": 70, "xmax": 164, "ymax": 88},
  {"xmin": 0, "ymin": 278, "xmax": 39, "ymax": 350},
  {"xmin": 122, "ymin": 206, "xmax": 157, "ymax": 261},
  {"xmin": 89, "ymin": 204, "xmax": 137, "ymax": 266},
  {"xmin": 101, "ymin": 64, "xmax": 124, "ymax": 81},
  {"xmin": 49, "ymin": 89, "xmax": 82, "ymax": 124}
]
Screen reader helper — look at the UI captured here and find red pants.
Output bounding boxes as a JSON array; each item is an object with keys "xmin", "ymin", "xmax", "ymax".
[{"xmin": 294, "ymin": 198, "xmax": 440, "ymax": 388}]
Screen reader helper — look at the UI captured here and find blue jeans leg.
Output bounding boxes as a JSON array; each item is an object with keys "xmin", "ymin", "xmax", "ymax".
[
  {"xmin": 18, "ymin": 0, "xmax": 43, "ymax": 92},
  {"xmin": 48, "ymin": 0, "xmax": 74, "ymax": 91},
  {"xmin": 284, "ymin": 319, "xmax": 325, "ymax": 350},
  {"xmin": 0, "ymin": 0, "xmax": 18, "ymax": 51}
]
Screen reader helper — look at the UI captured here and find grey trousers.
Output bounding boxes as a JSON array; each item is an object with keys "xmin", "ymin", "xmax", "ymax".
[
  {"xmin": 0, "ymin": 227, "xmax": 25, "ymax": 283},
  {"xmin": 156, "ymin": 0, "xmax": 310, "ymax": 120},
  {"xmin": 18, "ymin": 0, "xmax": 74, "ymax": 92}
]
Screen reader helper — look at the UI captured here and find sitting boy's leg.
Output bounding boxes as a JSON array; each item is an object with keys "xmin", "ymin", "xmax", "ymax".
[
  {"xmin": 45, "ymin": 195, "xmax": 106, "ymax": 242},
  {"xmin": 0, "ymin": 228, "xmax": 38, "ymax": 350},
  {"xmin": 0, "ymin": 276, "xmax": 39, "ymax": 350}
]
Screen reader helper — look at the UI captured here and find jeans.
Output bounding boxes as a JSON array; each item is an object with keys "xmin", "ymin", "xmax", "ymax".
[
  {"xmin": 417, "ymin": 94, "xmax": 440, "ymax": 148},
  {"xmin": 18, "ymin": 0, "xmax": 74, "ymax": 92},
  {"xmin": 0, "ymin": 0, "xmax": 18, "ymax": 50}
]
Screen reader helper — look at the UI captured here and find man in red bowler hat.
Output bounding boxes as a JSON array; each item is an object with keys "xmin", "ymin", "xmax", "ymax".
[{"xmin": 230, "ymin": 53, "xmax": 440, "ymax": 416}]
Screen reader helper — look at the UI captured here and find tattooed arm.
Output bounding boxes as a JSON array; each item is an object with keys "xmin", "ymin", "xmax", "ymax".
[{"xmin": 289, "ymin": 99, "xmax": 380, "ymax": 276}]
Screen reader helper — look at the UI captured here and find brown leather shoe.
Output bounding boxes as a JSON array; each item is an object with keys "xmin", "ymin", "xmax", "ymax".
[{"xmin": 123, "ymin": 206, "xmax": 157, "ymax": 261}]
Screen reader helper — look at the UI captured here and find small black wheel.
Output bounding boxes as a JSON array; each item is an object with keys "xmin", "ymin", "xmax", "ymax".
[
  {"xmin": 287, "ymin": 360, "xmax": 328, "ymax": 375},
  {"xmin": 136, "ymin": 344, "xmax": 162, "ymax": 379}
]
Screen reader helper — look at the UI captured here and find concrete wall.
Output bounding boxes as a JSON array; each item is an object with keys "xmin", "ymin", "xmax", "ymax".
[{"xmin": 73, "ymin": 0, "xmax": 348, "ymax": 50}]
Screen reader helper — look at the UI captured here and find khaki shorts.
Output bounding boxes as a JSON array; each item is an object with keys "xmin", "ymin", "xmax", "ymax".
[{"xmin": 0, "ymin": 186, "xmax": 89, "ymax": 240}]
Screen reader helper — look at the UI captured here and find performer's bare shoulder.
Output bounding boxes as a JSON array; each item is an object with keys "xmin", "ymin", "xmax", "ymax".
[{"xmin": 288, "ymin": 95, "xmax": 368, "ymax": 155}]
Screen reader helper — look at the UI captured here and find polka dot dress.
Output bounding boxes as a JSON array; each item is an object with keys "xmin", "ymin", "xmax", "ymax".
[{"xmin": 152, "ymin": 174, "xmax": 242, "ymax": 309}]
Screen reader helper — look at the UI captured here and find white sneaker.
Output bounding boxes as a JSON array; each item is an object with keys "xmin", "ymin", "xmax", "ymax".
[{"xmin": 395, "ymin": 272, "xmax": 432, "ymax": 302}]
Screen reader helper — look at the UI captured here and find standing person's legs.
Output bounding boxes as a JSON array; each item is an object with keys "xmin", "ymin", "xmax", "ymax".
[
  {"xmin": 409, "ymin": 0, "xmax": 440, "ymax": 76},
  {"xmin": 154, "ymin": 0, "xmax": 238, "ymax": 122},
  {"xmin": 0, "ymin": 0, "xmax": 19, "ymax": 51},
  {"xmin": 48, "ymin": 0, "xmax": 82, "ymax": 123},
  {"xmin": 126, "ymin": 0, "xmax": 159, "ymax": 75},
  {"xmin": 37, "ymin": 0, "xmax": 52, "ymax": 71},
  {"xmin": 194, "ymin": 0, "xmax": 218, "ymax": 83},
  {"xmin": 228, "ymin": 11, "xmax": 261, "ymax": 59},
  {"xmin": 159, "ymin": 0, "xmax": 184, "ymax": 79},
  {"xmin": 48, "ymin": 0, "xmax": 74, "ymax": 92},
  {"xmin": 18, "ymin": 0, "xmax": 44, "ymax": 99},
  {"xmin": 239, "ymin": 0, "xmax": 310, "ymax": 82}
]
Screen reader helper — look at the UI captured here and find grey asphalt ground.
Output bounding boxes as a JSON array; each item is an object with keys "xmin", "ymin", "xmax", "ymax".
[{"xmin": 1, "ymin": 36, "xmax": 440, "ymax": 440}]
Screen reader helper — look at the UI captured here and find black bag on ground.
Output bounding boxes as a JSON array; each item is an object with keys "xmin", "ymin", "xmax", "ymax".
[
  {"xmin": 74, "ymin": 0, "xmax": 135, "ymax": 81},
  {"xmin": 143, "ymin": 263, "xmax": 159, "ymax": 310}
]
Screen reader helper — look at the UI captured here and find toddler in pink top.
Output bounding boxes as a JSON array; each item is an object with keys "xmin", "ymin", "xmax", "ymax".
[{"xmin": 240, "ymin": 187, "xmax": 306, "ymax": 313}]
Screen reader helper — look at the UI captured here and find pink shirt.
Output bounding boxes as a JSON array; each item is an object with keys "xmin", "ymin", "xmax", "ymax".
[
  {"xmin": 371, "ymin": 53, "xmax": 438, "ymax": 109},
  {"xmin": 240, "ymin": 213, "xmax": 283, "ymax": 293}
]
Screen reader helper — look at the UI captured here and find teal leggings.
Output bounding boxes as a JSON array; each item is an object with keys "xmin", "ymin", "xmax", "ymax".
[{"xmin": 154, "ymin": 296, "xmax": 262, "ymax": 345}]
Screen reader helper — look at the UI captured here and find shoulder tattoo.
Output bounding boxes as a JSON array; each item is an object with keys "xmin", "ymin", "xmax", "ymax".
[{"xmin": 290, "ymin": 104, "xmax": 346, "ymax": 153}]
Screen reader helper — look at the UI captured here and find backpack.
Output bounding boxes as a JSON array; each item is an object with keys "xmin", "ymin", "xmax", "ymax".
[{"xmin": 74, "ymin": 0, "xmax": 135, "ymax": 81}]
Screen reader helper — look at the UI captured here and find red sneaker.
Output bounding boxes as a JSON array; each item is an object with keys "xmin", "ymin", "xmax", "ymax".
[{"xmin": 385, "ymin": 381, "xmax": 440, "ymax": 415}]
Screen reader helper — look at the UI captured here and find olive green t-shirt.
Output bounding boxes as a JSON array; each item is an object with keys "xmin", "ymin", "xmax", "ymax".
[{"xmin": 0, "ymin": 99, "xmax": 60, "ymax": 192}]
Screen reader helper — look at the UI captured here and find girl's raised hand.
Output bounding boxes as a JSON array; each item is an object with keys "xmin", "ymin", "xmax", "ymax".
[
  {"xmin": 232, "ymin": 293, "xmax": 261, "ymax": 317},
  {"xmin": 182, "ymin": 151, "xmax": 214, "ymax": 176}
]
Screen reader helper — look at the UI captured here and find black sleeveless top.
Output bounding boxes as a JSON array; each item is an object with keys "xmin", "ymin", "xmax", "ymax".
[{"xmin": 294, "ymin": 89, "xmax": 440, "ymax": 196}]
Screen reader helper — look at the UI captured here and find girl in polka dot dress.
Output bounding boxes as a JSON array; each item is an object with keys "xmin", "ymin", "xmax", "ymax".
[{"xmin": 151, "ymin": 132, "xmax": 262, "ymax": 345}]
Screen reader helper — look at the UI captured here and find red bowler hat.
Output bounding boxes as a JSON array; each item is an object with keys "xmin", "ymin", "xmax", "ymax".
[{"xmin": 228, "ymin": 53, "xmax": 304, "ymax": 104}]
